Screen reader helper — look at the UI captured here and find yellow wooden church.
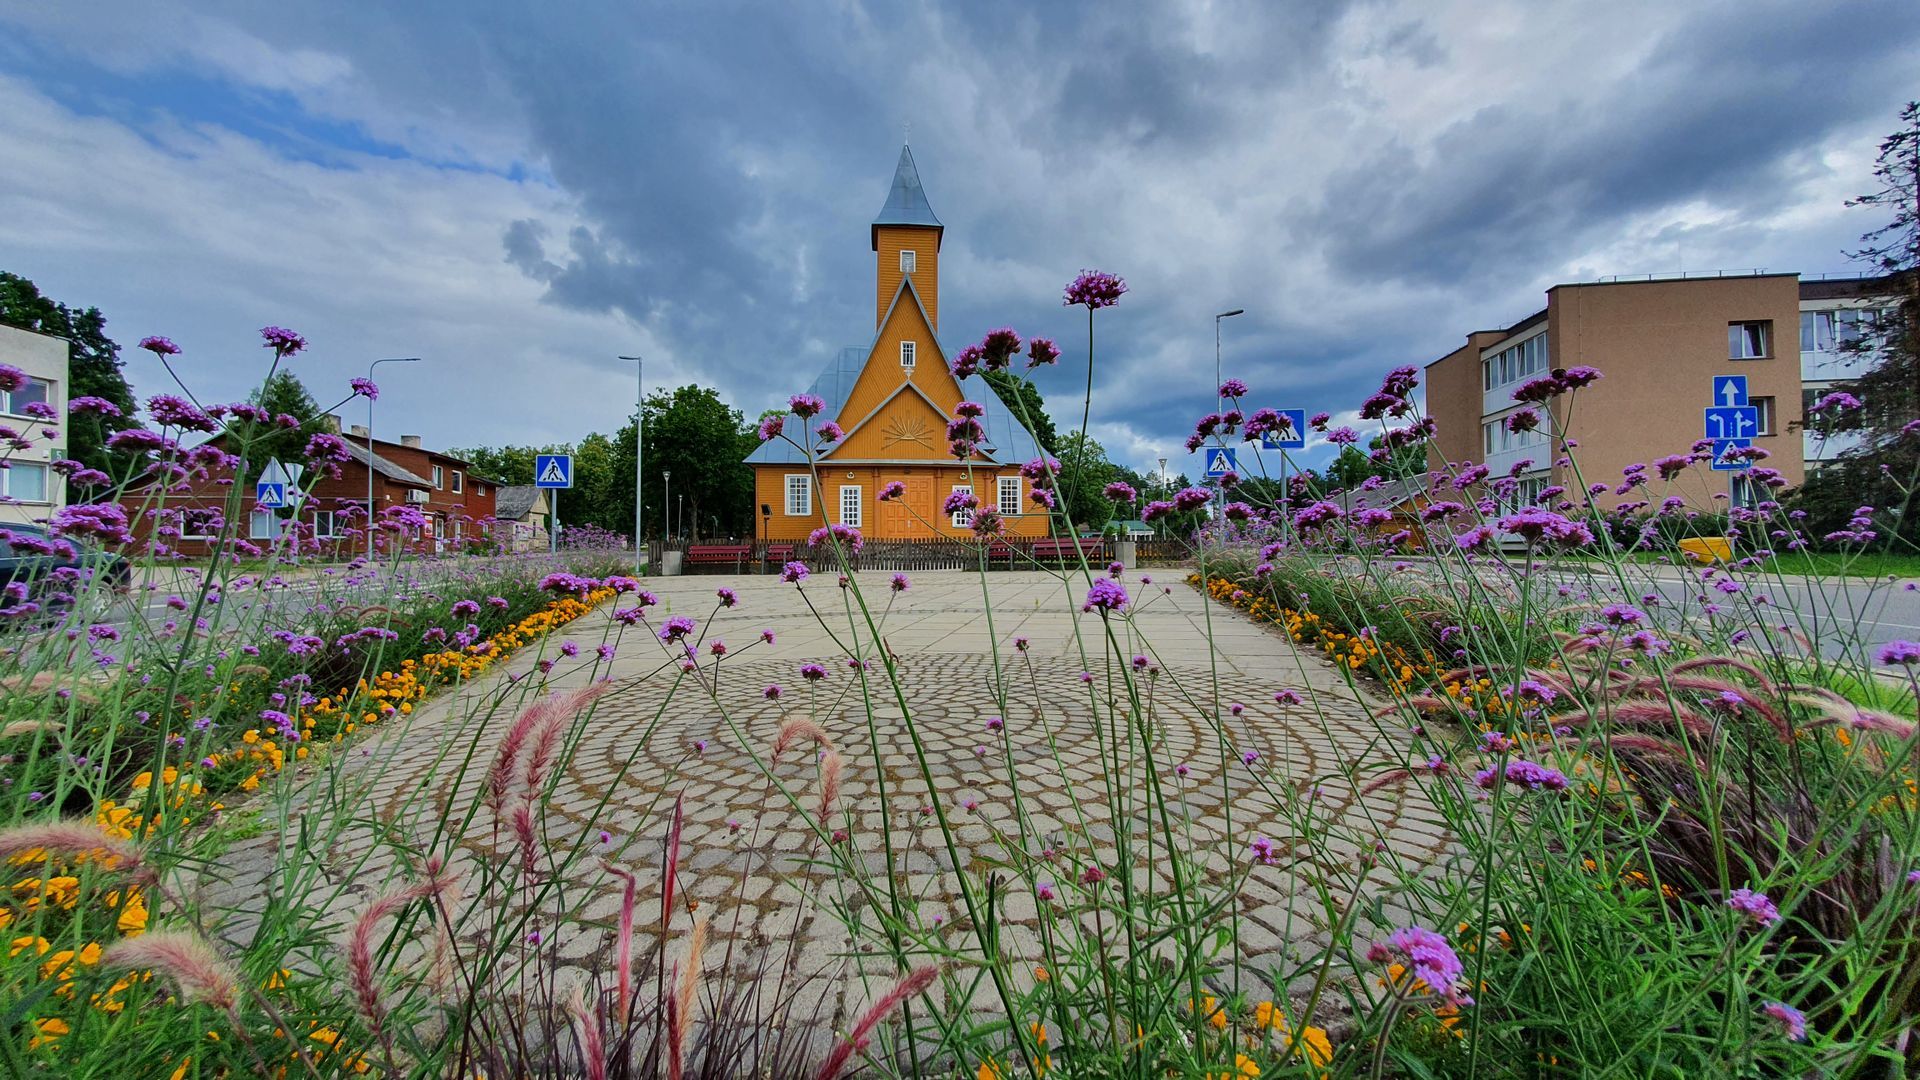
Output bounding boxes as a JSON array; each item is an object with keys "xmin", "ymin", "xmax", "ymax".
[{"xmin": 747, "ymin": 145, "xmax": 1051, "ymax": 542}]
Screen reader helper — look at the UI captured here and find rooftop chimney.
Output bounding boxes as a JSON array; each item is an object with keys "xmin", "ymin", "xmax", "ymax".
[
  {"xmin": 348, "ymin": 424, "xmax": 369, "ymax": 438},
  {"xmin": 323, "ymin": 413, "xmax": 342, "ymax": 433},
  {"xmin": 400, "ymin": 435, "xmax": 422, "ymax": 448}
]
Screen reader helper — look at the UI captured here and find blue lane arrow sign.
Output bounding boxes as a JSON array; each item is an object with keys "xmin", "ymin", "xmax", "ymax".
[
  {"xmin": 255, "ymin": 481, "xmax": 286, "ymax": 509},
  {"xmin": 1711, "ymin": 438, "xmax": 1753, "ymax": 472},
  {"xmin": 1203, "ymin": 447, "xmax": 1238, "ymax": 477},
  {"xmin": 1704, "ymin": 405, "xmax": 1759, "ymax": 439},
  {"xmin": 1713, "ymin": 375, "xmax": 1748, "ymax": 408},
  {"xmin": 1260, "ymin": 409, "xmax": 1308, "ymax": 451},
  {"xmin": 534, "ymin": 453, "xmax": 574, "ymax": 489}
]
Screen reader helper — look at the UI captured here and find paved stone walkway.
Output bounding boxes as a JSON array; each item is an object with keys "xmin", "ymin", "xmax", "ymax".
[{"xmin": 200, "ymin": 568, "xmax": 1449, "ymax": 1022}]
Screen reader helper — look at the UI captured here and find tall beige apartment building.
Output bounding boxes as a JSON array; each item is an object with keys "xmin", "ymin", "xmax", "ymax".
[
  {"xmin": 1424, "ymin": 272, "xmax": 1896, "ymax": 512},
  {"xmin": 0, "ymin": 322, "xmax": 70, "ymax": 527}
]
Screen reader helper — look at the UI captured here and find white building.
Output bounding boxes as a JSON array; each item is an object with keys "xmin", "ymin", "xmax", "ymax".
[
  {"xmin": 1797, "ymin": 276, "xmax": 1893, "ymax": 468},
  {"xmin": 0, "ymin": 323, "xmax": 69, "ymax": 526}
]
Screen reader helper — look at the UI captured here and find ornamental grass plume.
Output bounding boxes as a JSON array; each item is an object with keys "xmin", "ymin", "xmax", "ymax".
[
  {"xmin": 0, "ymin": 819, "xmax": 147, "ymax": 879},
  {"xmin": 486, "ymin": 682, "xmax": 614, "ymax": 814},
  {"xmin": 565, "ymin": 985, "xmax": 609, "ymax": 1080},
  {"xmin": 667, "ymin": 913, "xmax": 710, "ymax": 1080},
  {"xmin": 818, "ymin": 749, "xmax": 844, "ymax": 829},
  {"xmin": 345, "ymin": 877, "xmax": 452, "ymax": 1061},
  {"xmin": 104, "ymin": 930, "xmax": 239, "ymax": 1014},
  {"xmin": 600, "ymin": 860, "xmax": 639, "ymax": 1024},
  {"xmin": 774, "ymin": 717, "xmax": 834, "ymax": 758},
  {"xmin": 813, "ymin": 964, "xmax": 940, "ymax": 1080}
]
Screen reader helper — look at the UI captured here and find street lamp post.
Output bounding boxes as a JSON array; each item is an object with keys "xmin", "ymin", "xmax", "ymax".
[
  {"xmin": 1214, "ymin": 309, "xmax": 1245, "ymax": 411},
  {"xmin": 663, "ymin": 469, "xmax": 671, "ymax": 545},
  {"xmin": 366, "ymin": 357, "xmax": 422, "ymax": 556},
  {"xmin": 617, "ymin": 354, "xmax": 644, "ymax": 575},
  {"xmin": 1157, "ymin": 456, "xmax": 1168, "ymax": 540},
  {"xmin": 1213, "ymin": 310, "xmax": 1243, "ymax": 516}
]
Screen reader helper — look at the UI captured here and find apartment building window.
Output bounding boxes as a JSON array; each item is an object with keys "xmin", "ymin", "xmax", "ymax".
[
  {"xmin": 1482, "ymin": 333, "xmax": 1549, "ymax": 390},
  {"xmin": 451, "ymin": 471, "xmax": 464, "ymax": 494},
  {"xmin": 784, "ymin": 474, "xmax": 811, "ymax": 516},
  {"xmin": 250, "ymin": 511, "xmax": 273, "ymax": 540},
  {"xmin": 1801, "ymin": 311, "xmax": 1835, "ymax": 353},
  {"xmin": 1482, "ymin": 414, "xmax": 1550, "ymax": 456},
  {"xmin": 432, "ymin": 465, "xmax": 445, "ymax": 488},
  {"xmin": 0, "ymin": 461, "xmax": 48, "ymax": 503},
  {"xmin": 900, "ymin": 340, "xmax": 916, "ymax": 369},
  {"xmin": 839, "ymin": 485, "xmax": 862, "ymax": 527},
  {"xmin": 950, "ymin": 484, "xmax": 974, "ymax": 527},
  {"xmin": 900, "ymin": 249, "xmax": 916, "ymax": 274},
  {"xmin": 998, "ymin": 475, "xmax": 1021, "ymax": 516},
  {"xmin": 1729, "ymin": 321, "xmax": 1772, "ymax": 360},
  {"xmin": 1752, "ymin": 395, "xmax": 1776, "ymax": 436},
  {"xmin": 179, "ymin": 509, "xmax": 218, "ymax": 540},
  {"xmin": 0, "ymin": 376, "xmax": 52, "ymax": 417},
  {"xmin": 313, "ymin": 511, "xmax": 337, "ymax": 539}
]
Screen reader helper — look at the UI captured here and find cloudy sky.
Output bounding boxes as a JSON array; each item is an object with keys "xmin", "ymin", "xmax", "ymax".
[{"xmin": 1, "ymin": 1, "xmax": 1915, "ymax": 477}]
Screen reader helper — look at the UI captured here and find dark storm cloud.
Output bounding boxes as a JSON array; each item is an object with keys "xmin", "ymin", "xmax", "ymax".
[
  {"xmin": 4, "ymin": 0, "xmax": 1917, "ymax": 472},
  {"xmin": 1314, "ymin": 0, "xmax": 1920, "ymax": 287}
]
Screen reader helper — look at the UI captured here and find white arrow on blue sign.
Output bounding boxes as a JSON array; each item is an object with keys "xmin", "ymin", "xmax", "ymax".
[
  {"xmin": 1203, "ymin": 447, "xmax": 1238, "ymax": 478},
  {"xmin": 1704, "ymin": 406, "xmax": 1759, "ymax": 439},
  {"xmin": 1711, "ymin": 438, "xmax": 1753, "ymax": 472},
  {"xmin": 534, "ymin": 453, "xmax": 574, "ymax": 489},
  {"xmin": 255, "ymin": 481, "xmax": 286, "ymax": 509},
  {"xmin": 1260, "ymin": 409, "xmax": 1308, "ymax": 451},
  {"xmin": 1713, "ymin": 375, "xmax": 1748, "ymax": 407}
]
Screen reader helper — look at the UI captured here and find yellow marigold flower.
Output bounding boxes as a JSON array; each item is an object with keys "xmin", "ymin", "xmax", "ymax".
[{"xmin": 29, "ymin": 1017, "xmax": 69, "ymax": 1049}]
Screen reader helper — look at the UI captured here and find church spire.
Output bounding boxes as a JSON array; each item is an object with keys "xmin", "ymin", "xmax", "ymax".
[{"xmin": 871, "ymin": 143, "xmax": 943, "ymax": 251}]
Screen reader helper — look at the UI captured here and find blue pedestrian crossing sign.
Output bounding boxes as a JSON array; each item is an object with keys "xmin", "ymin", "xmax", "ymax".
[
  {"xmin": 534, "ymin": 453, "xmax": 573, "ymax": 489},
  {"xmin": 1260, "ymin": 409, "xmax": 1308, "ymax": 451},
  {"xmin": 1713, "ymin": 375, "xmax": 1748, "ymax": 407},
  {"xmin": 1203, "ymin": 447, "xmax": 1238, "ymax": 477},
  {"xmin": 1711, "ymin": 439, "xmax": 1753, "ymax": 472},
  {"xmin": 254, "ymin": 481, "xmax": 287, "ymax": 509}
]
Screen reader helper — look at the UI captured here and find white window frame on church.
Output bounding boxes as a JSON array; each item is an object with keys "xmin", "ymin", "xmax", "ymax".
[
  {"xmin": 785, "ymin": 474, "xmax": 812, "ymax": 517},
  {"xmin": 899, "ymin": 249, "xmax": 916, "ymax": 274},
  {"xmin": 998, "ymin": 476, "xmax": 1021, "ymax": 516},
  {"xmin": 839, "ymin": 485, "xmax": 862, "ymax": 527},
  {"xmin": 900, "ymin": 340, "xmax": 916, "ymax": 369},
  {"xmin": 950, "ymin": 484, "xmax": 973, "ymax": 528}
]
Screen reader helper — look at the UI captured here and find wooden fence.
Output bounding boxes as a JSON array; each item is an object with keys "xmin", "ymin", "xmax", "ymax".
[{"xmin": 647, "ymin": 537, "xmax": 1196, "ymax": 574}]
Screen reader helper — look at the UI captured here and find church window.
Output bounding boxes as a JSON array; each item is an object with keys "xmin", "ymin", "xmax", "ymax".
[
  {"xmin": 900, "ymin": 249, "xmax": 916, "ymax": 274},
  {"xmin": 785, "ymin": 474, "xmax": 812, "ymax": 517},
  {"xmin": 900, "ymin": 340, "xmax": 916, "ymax": 369}
]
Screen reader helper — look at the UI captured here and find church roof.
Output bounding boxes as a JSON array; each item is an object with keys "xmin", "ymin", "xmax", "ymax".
[
  {"xmin": 744, "ymin": 346, "xmax": 1043, "ymax": 467},
  {"xmin": 871, "ymin": 144, "xmax": 942, "ymax": 250}
]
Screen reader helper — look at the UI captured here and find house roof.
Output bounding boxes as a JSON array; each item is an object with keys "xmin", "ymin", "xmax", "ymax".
[
  {"xmin": 1333, "ymin": 474, "xmax": 1429, "ymax": 511},
  {"xmin": 343, "ymin": 440, "xmax": 432, "ymax": 488},
  {"xmin": 494, "ymin": 484, "xmax": 541, "ymax": 521},
  {"xmin": 871, "ymin": 144, "xmax": 943, "ymax": 250},
  {"xmin": 1113, "ymin": 519, "xmax": 1154, "ymax": 532},
  {"xmin": 743, "ymin": 343, "xmax": 1044, "ymax": 468}
]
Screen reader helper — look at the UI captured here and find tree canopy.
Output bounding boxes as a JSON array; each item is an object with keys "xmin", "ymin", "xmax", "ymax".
[
  {"xmin": 0, "ymin": 271, "xmax": 139, "ymax": 490},
  {"xmin": 1792, "ymin": 101, "xmax": 1920, "ymax": 547}
]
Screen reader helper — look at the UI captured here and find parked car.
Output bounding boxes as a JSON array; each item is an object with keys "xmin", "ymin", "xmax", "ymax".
[{"xmin": 0, "ymin": 521, "xmax": 132, "ymax": 599}]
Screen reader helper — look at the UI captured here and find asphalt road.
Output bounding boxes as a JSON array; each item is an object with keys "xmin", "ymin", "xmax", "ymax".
[{"xmin": 1530, "ymin": 561, "xmax": 1920, "ymax": 661}]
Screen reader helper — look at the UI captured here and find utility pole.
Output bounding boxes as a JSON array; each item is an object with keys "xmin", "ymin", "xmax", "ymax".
[{"xmin": 618, "ymin": 354, "xmax": 644, "ymax": 574}]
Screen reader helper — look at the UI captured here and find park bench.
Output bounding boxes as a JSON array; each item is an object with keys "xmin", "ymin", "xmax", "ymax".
[
  {"xmin": 684, "ymin": 544, "xmax": 751, "ymax": 572},
  {"xmin": 763, "ymin": 543, "xmax": 797, "ymax": 570},
  {"xmin": 990, "ymin": 537, "xmax": 1106, "ymax": 568}
]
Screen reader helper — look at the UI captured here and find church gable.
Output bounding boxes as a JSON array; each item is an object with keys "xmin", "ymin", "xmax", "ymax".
[
  {"xmin": 831, "ymin": 277, "xmax": 966, "ymax": 452},
  {"xmin": 830, "ymin": 382, "xmax": 957, "ymax": 460}
]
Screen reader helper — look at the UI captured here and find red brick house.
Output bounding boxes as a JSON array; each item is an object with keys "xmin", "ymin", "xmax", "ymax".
[{"xmin": 118, "ymin": 424, "xmax": 500, "ymax": 558}]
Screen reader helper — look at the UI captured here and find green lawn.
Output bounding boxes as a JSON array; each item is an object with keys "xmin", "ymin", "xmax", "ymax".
[{"xmin": 1607, "ymin": 548, "xmax": 1920, "ymax": 579}]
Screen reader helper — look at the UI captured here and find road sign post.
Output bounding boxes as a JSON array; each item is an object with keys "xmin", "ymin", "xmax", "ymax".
[
  {"xmin": 534, "ymin": 454, "xmax": 573, "ymax": 553},
  {"xmin": 1705, "ymin": 378, "xmax": 1755, "ymax": 478}
]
